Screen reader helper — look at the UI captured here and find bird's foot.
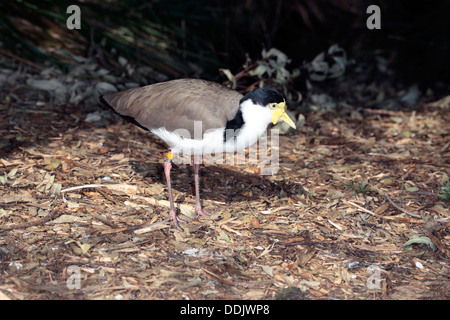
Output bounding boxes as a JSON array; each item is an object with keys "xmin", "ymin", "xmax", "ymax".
[
  {"xmin": 194, "ymin": 203, "xmax": 219, "ymax": 221},
  {"xmin": 169, "ymin": 209, "xmax": 187, "ymax": 232}
]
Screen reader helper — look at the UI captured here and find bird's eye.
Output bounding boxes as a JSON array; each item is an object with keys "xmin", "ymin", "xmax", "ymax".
[{"xmin": 269, "ymin": 103, "xmax": 277, "ymax": 110}]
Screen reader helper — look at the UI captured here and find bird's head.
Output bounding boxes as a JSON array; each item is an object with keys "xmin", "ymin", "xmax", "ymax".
[{"xmin": 240, "ymin": 88, "xmax": 296, "ymax": 129}]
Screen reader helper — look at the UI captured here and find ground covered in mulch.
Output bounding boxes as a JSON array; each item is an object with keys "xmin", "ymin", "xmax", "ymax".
[{"xmin": 0, "ymin": 54, "xmax": 449, "ymax": 300}]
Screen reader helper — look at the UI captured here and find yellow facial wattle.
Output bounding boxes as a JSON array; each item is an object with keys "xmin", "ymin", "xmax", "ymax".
[{"xmin": 271, "ymin": 101, "xmax": 296, "ymax": 129}]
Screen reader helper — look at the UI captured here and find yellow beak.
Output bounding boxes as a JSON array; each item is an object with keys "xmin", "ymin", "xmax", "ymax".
[{"xmin": 271, "ymin": 101, "xmax": 296, "ymax": 129}]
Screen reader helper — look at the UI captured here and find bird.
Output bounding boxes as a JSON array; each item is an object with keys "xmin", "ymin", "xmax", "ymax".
[{"xmin": 100, "ymin": 78, "xmax": 296, "ymax": 231}]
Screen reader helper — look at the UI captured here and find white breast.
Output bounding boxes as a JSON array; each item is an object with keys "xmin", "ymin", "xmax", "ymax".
[
  {"xmin": 150, "ymin": 99, "xmax": 274, "ymax": 156},
  {"xmin": 151, "ymin": 126, "xmax": 225, "ymax": 155}
]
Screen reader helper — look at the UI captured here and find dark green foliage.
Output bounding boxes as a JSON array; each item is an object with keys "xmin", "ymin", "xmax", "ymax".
[
  {"xmin": 342, "ymin": 180, "xmax": 369, "ymax": 195},
  {"xmin": 439, "ymin": 182, "xmax": 450, "ymax": 201}
]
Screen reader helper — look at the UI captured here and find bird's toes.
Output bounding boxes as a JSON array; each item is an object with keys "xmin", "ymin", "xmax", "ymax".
[
  {"xmin": 194, "ymin": 205, "xmax": 220, "ymax": 221},
  {"xmin": 168, "ymin": 210, "xmax": 187, "ymax": 231}
]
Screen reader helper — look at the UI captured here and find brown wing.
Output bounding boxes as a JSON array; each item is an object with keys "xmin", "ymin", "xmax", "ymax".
[{"xmin": 101, "ymin": 79, "xmax": 243, "ymax": 136}]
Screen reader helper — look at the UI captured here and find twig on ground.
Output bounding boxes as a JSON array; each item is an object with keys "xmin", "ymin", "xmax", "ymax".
[
  {"xmin": 61, "ymin": 184, "xmax": 107, "ymax": 193},
  {"xmin": 345, "ymin": 200, "xmax": 423, "ymax": 224},
  {"xmin": 384, "ymin": 194, "xmax": 422, "ymax": 219},
  {"xmin": 90, "ymin": 212, "xmax": 118, "ymax": 228},
  {"xmin": 0, "ymin": 204, "xmax": 64, "ymax": 231}
]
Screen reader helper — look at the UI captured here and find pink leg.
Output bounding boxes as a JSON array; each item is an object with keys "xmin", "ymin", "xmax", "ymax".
[
  {"xmin": 193, "ymin": 155, "xmax": 210, "ymax": 219},
  {"xmin": 164, "ymin": 157, "xmax": 187, "ymax": 231}
]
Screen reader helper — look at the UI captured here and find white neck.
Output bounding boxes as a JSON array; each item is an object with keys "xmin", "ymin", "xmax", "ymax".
[{"xmin": 224, "ymin": 99, "xmax": 273, "ymax": 151}]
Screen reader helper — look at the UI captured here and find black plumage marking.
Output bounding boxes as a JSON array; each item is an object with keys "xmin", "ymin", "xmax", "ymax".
[
  {"xmin": 223, "ymin": 108, "xmax": 244, "ymax": 142},
  {"xmin": 240, "ymin": 88, "xmax": 284, "ymax": 106}
]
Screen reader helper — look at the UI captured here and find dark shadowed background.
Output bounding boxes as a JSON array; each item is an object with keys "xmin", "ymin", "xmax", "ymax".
[{"xmin": 1, "ymin": 0, "xmax": 449, "ymax": 86}]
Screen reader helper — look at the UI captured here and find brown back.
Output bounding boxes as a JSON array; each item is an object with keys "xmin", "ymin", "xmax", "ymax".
[{"xmin": 101, "ymin": 79, "xmax": 243, "ymax": 136}]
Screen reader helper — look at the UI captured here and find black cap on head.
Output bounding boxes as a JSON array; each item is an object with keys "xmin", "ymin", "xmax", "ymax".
[{"xmin": 240, "ymin": 88, "xmax": 284, "ymax": 106}]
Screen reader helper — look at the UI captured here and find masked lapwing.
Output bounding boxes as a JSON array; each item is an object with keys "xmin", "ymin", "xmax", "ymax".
[{"xmin": 100, "ymin": 78, "xmax": 296, "ymax": 231}]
